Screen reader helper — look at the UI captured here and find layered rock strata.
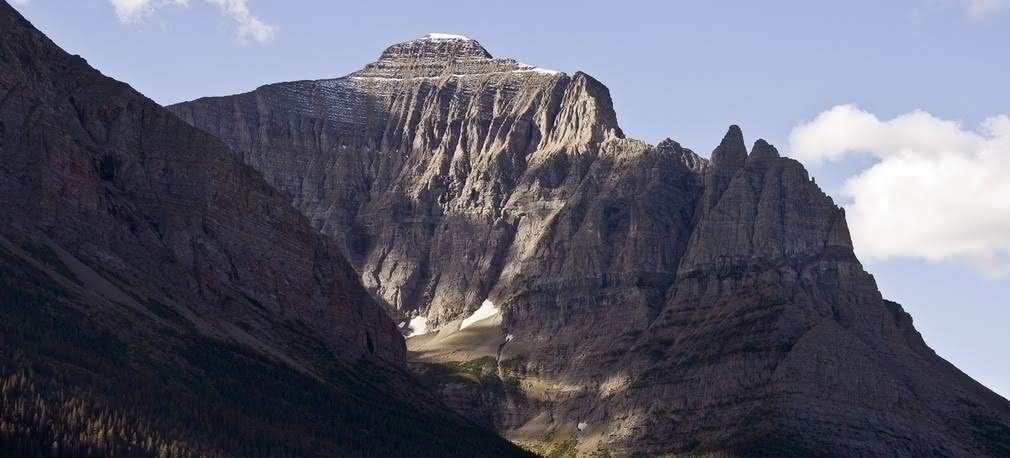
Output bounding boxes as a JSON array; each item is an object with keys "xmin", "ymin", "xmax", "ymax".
[{"xmin": 170, "ymin": 34, "xmax": 1010, "ymax": 456}]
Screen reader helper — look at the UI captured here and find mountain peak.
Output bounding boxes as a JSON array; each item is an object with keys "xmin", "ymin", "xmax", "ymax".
[
  {"xmin": 354, "ymin": 34, "xmax": 564, "ymax": 80},
  {"xmin": 378, "ymin": 33, "xmax": 492, "ymax": 62},
  {"xmin": 422, "ymin": 32, "xmax": 473, "ymax": 41},
  {"xmin": 711, "ymin": 124, "xmax": 748, "ymax": 166},
  {"xmin": 749, "ymin": 138, "xmax": 780, "ymax": 160}
]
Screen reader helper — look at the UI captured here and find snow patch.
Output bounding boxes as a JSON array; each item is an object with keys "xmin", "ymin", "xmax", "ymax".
[
  {"xmin": 406, "ymin": 316, "xmax": 429, "ymax": 336},
  {"xmin": 460, "ymin": 299, "xmax": 499, "ymax": 330},
  {"xmin": 521, "ymin": 66, "xmax": 561, "ymax": 74},
  {"xmin": 505, "ymin": 333, "xmax": 514, "ymax": 343},
  {"xmin": 578, "ymin": 422, "xmax": 588, "ymax": 432},
  {"xmin": 423, "ymin": 33, "xmax": 471, "ymax": 41},
  {"xmin": 516, "ymin": 62, "xmax": 561, "ymax": 75},
  {"xmin": 398, "ymin": 321, "xmax": 406, "ymax": 328}
]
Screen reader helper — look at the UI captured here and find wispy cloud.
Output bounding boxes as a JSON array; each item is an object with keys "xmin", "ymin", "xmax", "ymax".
[
  {"xmin": 109, "ymin": 0, "xmax": 275, "ymax": 44},
  {"xmin": 960, "ymin": 0, "xmax": 1010, "ymax": 17},
  {"xmin": 110, "ymin": 0, "xmax": 189, "ymax": 23},
  {"xmin": 205, "ymin": 0, "xmax": 275, "ymax": 44},
  {"xmin": 790, "ymin": 105, "xmax": 1010, "ymax": 277}
]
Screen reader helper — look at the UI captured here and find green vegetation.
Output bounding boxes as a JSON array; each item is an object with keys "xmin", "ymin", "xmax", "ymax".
[
  {"xmin": 416, "ymin": 355, "xmax": 531, "ymax": 390},
  {"xmin": 545, "ymin": 437, "xmax": 578, "ymax": 458},
  {"xmin": 499, "ymin": 356, "xmax": 527, "ymax": 386},
  {"xmin": 458, "ymin": 356, "xmax": 501, "ymax": 383},
  {"xmin": 522, "ymin": 436, "xmax": 614, "ymax": 458},
  {"xmin": 517, "ymin": 436, "xmax": 576, "ymax": 458},
  {"xmin": 417, "ymin": 356, "xmax": 500, "ymax": 388}
]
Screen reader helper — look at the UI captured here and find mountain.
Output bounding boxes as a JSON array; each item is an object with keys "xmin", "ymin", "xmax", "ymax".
[
  {"xmin": 0, "ymin": 4, "xmax": 531, "ymax": 457},
  {"xmin": 170, "ymin": 33, "xmax": 1010, "ymax": 456}
]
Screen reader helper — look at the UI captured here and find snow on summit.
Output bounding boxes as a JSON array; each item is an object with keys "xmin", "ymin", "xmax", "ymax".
[
  {"xmin": 516, "ymin": 61, "xmax": 561, "ymax": 75},
  {"xmin": 423, "ymin": 33, "xmax": 471, "ymax": 41}
]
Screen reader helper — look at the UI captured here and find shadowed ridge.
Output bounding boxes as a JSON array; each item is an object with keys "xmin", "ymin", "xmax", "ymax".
[{"xmin": 0, "ymin": 2, "xmax": 533, "ymax": 456}]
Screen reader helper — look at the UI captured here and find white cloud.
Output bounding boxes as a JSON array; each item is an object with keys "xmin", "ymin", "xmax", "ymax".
[
  {"xmin": 110, "ymin": 0, "xmax": 189, "ymax": 23},
  {"xmin": 960, "ymin": 0, "xmax": 1010, "ymax": 17},
  {"xmin": 10, "ymin": 0, "xmax": 32, "ymax": 5},
  {"xmin": 790, "ymin": 105, "xmax": 1010, "ymax": 277},
  {"xmin": 108, "ymin": 0, "xmax": 275, "ymax": 44},
  {"xmin": 206, "ymin": 0, "xmax": 275, "ymax": 44}
]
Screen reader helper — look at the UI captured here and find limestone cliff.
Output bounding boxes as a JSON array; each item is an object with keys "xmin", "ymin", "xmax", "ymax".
[{"xmin": 170, "ymin": 34, "xmax": 1010, "ymax": 456}]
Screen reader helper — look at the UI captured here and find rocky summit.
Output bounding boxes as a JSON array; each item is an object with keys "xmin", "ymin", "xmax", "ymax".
[{"xmin": 170, "ymin": 33, "xmax": 1010, "ymax": 456}]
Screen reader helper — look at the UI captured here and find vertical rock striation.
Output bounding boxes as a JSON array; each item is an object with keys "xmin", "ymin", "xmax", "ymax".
[
  {"xmin": 170, "ymin": 34, "xmax": 1010, "ymax": 456},
  {"xmin": 171, "ymin": 34, "xmax": 626, "ymax": 325}
]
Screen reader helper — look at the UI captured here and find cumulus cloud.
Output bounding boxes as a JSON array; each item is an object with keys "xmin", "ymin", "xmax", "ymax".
[
  {"xmin": 109, "ymin": 0, "xmax": 275, "ymax": 44},
  {"xmin": 790, "ymin": 105, "xmax": 1010, "ymax": 277}
]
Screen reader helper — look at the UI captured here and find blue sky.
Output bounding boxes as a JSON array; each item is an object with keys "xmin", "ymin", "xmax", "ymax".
[{"xmin": 11, "ymin": 0, "xmax": 1010, "ymax": 399}]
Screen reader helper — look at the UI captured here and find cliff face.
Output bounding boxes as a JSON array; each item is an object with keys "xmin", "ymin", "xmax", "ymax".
[
  {"xmin": 0, "ymin": 5, "xmax": 530, "ymax": 456},
  {"xmin": 169, "ymin": 34, "xmax": 626, "ymax": 326},
  {"xmin": 170, "ymin": 34, "xmax": 1010, "ymax": 456}
]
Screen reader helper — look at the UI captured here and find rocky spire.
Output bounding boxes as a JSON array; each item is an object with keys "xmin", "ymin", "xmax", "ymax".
[
  {"xmin": 710, "ymin": 125, "xmax": 748, "ymax": 166},
  {"xmin": 749, "ymin": 138, "xmax": 780, "ymax": 161},
  {"xmin": 545, "ymin": 71, "xmax": 624, "ymax": 145}
]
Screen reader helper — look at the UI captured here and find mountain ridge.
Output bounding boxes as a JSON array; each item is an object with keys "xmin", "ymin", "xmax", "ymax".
[
  {"xmin": 169, "ymin": 33, "xmax": 1010, "ymax": 456},
  {"xmin": 0, "ymin": 4, "xmax": 531, "ymax": 456}
]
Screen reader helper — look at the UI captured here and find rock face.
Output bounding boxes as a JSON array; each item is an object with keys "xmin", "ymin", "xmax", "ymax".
[
  {"xmin": 0, "ymin": 1, "xmax": 401, "ymax": 366},
  {"xmin": 0, "ymin": 5, "xmax": 530, "ymax": 456},
  {"xmin": 170, "ymin": 34, "xmax": 625, "ymax": 324},
  {"xmin": 170, "ymin": 34, "xmax": 1010, "ymax": 456}
]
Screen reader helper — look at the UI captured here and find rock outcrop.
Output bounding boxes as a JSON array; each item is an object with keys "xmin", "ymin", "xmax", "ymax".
[
  {"xmin": 0, "ymin": 5, "xmax": 530, "ymax": 456},
  {"xmin": 170, "ymin": 34, "xmax": 1010, "ymax": 456}
]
